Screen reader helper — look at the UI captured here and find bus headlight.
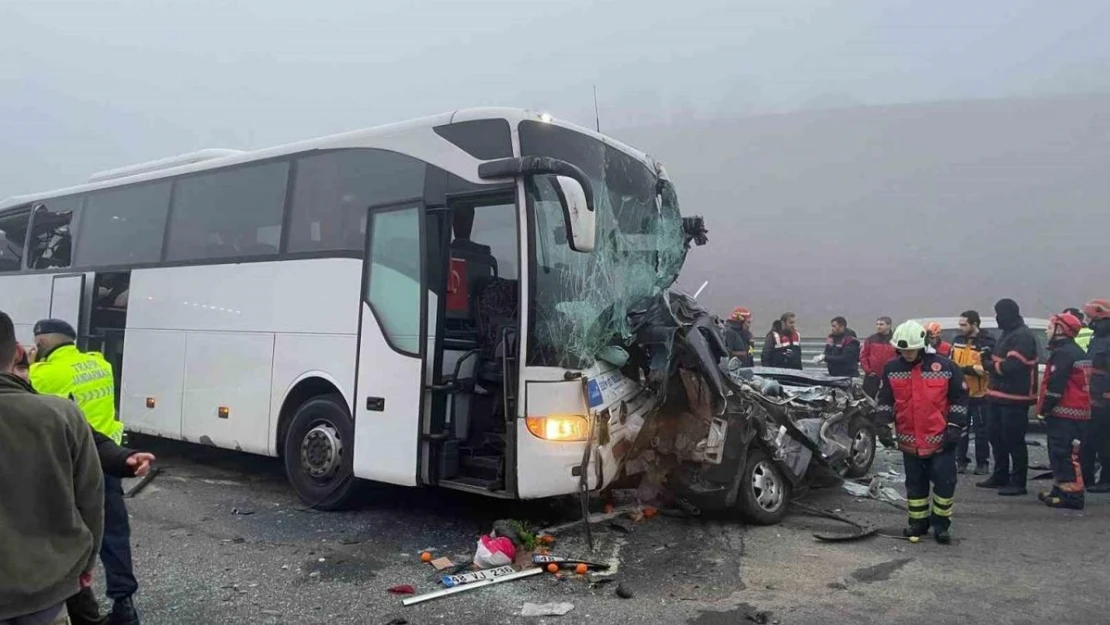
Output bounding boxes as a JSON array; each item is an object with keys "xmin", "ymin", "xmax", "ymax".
[{"xmin": 525, "ymin": 415, "xmax": 589, "ymax": 441}]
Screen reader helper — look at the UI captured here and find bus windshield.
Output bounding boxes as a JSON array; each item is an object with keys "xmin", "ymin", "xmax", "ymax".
[{"xmin": 519, "ymin": 121, "xmax": 687, "ymax": 369}]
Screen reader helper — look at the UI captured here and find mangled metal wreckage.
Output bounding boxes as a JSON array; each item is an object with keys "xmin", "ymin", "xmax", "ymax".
[
  {"xmin": 528, "ymin": 158, "xmax": 877, "ymax": 525},
  {"xmin": 574, "ymin": 291, "xmax": 878, "ymax": 525},
  {"xmin": 541, "ymin": 204, "xmax": 876, "ymax": 525}
]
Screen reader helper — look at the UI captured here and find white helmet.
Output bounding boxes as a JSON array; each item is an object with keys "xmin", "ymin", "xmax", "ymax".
[{"xmin": 893, "ymin": 320, "xmax": 927, "ymax": 351}]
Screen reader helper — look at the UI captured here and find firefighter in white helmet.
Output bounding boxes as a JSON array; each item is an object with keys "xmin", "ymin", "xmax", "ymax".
[{"xmin": 875, "ymin": 321, "xmax": 969, "ymax": 544}]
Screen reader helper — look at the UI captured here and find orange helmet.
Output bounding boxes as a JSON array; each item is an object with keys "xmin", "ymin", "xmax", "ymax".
[
  {"xmin": 730, "ymin": 307, "xmax": 752, "ymax": 322},
  {"xmin": 925, "ymin": 321, "xmax": 943, "ymax": 338},
  {"xmin": 1083, "ymin": 298, "xmax": 1110, "ymax": 321},
  {"xmin": 1050, "ymin": 312, "xmax": 1082, "ymax": 338}
]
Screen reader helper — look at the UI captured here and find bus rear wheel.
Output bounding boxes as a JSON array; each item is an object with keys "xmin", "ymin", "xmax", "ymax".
[{"xmin": 283, "ymin": 393, "xmax": 360, "ymax": 511}]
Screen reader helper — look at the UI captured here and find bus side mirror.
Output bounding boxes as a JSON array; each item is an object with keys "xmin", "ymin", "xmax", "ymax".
[
  {"xmin": 553, "ymin": 175, "xmax": 595, "ymax": 253},
  {"xmin": 478, "ymin": 156, "xmax": 597, "ymax": 253}
]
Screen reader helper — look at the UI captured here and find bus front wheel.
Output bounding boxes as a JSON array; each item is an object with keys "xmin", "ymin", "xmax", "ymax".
[{"xmin": 283, "ymin": 393, "xmax": 360, "ymax": 511}]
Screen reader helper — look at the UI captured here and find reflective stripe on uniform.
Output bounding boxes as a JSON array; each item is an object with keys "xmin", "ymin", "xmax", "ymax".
[
  {"xmin": 907, "ymin": 498, "xmax": 930, "ymax": 520},
  {"xmin": 932, "ymin": 494, "xmax": 954, "ymax": 517}
]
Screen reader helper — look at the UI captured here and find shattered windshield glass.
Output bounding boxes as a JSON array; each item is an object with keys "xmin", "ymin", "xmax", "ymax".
[{"xmin": 520, "ymin": 121, "xmax": 687, "ymax": 369}]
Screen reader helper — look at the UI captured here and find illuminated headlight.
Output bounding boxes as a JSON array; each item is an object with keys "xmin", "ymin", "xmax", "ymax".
[{"xmin": 526, "ymin": 415, "xmax": 588, "ymax": 441}]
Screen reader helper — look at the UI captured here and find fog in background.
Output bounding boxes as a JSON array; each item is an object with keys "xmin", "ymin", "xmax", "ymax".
[{"xmin": 3, "ymin": 0, "xmax": 1108, "ymax": 330}]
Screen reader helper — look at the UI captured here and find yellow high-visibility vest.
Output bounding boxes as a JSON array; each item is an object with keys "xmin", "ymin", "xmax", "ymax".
[{"xmin": 30, "ymin": 344, "xmax": 123, "ymax": 444}]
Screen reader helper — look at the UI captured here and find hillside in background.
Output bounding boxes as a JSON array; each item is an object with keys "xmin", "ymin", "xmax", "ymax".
[{"xmin": 615, "ymin": 94, "xmax": 1110, "ymax": 335}]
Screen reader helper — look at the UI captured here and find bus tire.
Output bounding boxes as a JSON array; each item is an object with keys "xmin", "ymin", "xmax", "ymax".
[
  {"xmin": 736, "ymin": 447, "xmax": 790, "ymax": 526},
  {"xmin": 283, "ymin": 393, "xmax": 360, "ymax": 511}
]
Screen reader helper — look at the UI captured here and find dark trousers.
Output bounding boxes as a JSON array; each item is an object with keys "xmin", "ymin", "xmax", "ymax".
[
  {"xmin": 1081, "ymin": 404, "xmax": 1110, "ymax": 486},
  {"xmin": 1045, "ymin": 416, "xmax": 1086, "ymax": 492},
  {"xmin": 956, "ymin": 399, "xmax": 990, "ymax": 466},
  {"xmin": 862, "ymin": 374, "xmax": 881, "ymax": 399},
  {"xmin": 987, "ymin": 402, "xmax": 1030, "ymax": 487},
  {"xmin": 102, "ymin": 474, "xmax": 138, "ymax": 599},
  {"xmin": 903, "ymin": 448, "xmax": 957, "ymax": 532}
]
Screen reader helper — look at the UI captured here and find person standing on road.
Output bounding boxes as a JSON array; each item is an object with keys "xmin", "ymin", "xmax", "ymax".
[
  {"xmin": 950, "ymin": 311, "xmax": 995, "ymax": 475},
  {"xmin": 29, "ymin": 319, "xmax": 141, "ymax": 625},
  {"xmin": 1035, "ymin": 312, "xmax": 1092, "ymax": 510},
  {"xmin": 724, "ymin": 307, "xmax": 755, "ymax": 367},
  {"xmin": 925, "ymin": 322, "xmax": 952, "ymax": 357},
  {"xmin": 1081, "ymin": 299, "xmax": 1110, "ymax": 492},
  {"xmin": 860, "ymin": 316, "xmax": 897, "ymax": 398},
  {"xmin": 0, "ymin": 311, "xmax": 104, "ymax": 625},
  {"xmin": 1063, "ymin": 307, "xmax": 1094, "ymax": 352},
  {"xmin": 761, "ymin": 312, "xmax": 803, "ymax": 370},
  {"xmin": 816, "ymin": 316, "xmax": 860, "ymax": 377},
  {"xmin": 976, "ymin": 299, "xmax": 1040, "ymax": 497},
  {"xmin": 875, "ymin": 321, "xmax": 969, "ymax": 544}
]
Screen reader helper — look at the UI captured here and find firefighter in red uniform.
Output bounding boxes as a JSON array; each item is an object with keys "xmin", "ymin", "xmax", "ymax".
[
  {"xmin": 876, "ymin": 321, "xmax": 969, "ymax": 544},
  {"xmin": 925, "ymin": 321, "xmax": 952, "ymax": 357},
  {"xmin": 1036, "ymin": 312, "xmax": 1092, "ymax": 510}
]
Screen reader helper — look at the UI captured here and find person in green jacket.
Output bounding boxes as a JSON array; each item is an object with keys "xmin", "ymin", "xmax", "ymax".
[
  {"xmin": 1, "ymin": 312, "xmax": 104, "ymax": 625},
  {"xmin": 29, "ymin": 319, "xmax": 140, "ymax": 625}
]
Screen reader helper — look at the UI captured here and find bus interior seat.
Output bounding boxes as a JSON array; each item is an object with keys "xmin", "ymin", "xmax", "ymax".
[{"xmin": 461, "ymin": 275, "xmax": 518, "ymax": 450}]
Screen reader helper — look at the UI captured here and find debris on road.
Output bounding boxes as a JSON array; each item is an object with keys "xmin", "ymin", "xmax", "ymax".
[
  {"xmin": 521, "ymin": 602, "xmax": 575, "ymax": 617},
  {"xmin": 531, "ymin": 554, "xmax": 610, "ymax": 571},
  {"xmin": 616, "ymin": 583, "xmax": 634, "ymax": 599},
  {"xmin": 124, "ymin": 466, "xmax": 160, "ymax": 498},
  {"xmin": 230, "ymin": 507, "xmax": 254, "ymax": 516},
  {"xmin": 441, "ymin": 565, "xmax": 515, "ymax": 587},
  {"xmin": 401, "ymin": 567, "xmax": 544, "ymax": 607},
  {"xmin": 387, "ymin": 585, "xmax": 416, "ymax": 595},
  {"xmin": 473, "ymin": 535, "xmax": 515, "ymax": 568},
  {"xmin": 429, "ymin": 557, "xmax": 455, "ymax": 571}
]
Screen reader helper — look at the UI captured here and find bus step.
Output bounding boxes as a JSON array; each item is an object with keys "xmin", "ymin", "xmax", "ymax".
[
  {"xmin": 448, "ymin": 475, "xmax": 504, "ymax": 492},
  {"xmin": 460, "ymin": 454, "xmax": 502, "ymax": 480}
]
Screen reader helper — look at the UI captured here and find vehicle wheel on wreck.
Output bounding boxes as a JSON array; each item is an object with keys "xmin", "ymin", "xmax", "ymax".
[
  {"xmin": 839, "ymin": 416, "xmax": 877, "ymax": 479},
  {"xmin": 737, "ymin": 448, "xmax": 791, "ymax": 525}
]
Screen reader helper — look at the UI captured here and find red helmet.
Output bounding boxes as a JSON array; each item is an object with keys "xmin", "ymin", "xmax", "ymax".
[
  {"xmin": 925, "ymin": 321, "xmax": 943, "ymax": 338},
  {"xmin": 730, "ymin": 307, "xmax": 752, "ymax": 322},
  {"xmin": 1050, "ymin": 312, "xmax": 1083, "ymax": 338},
  {"xmin": 1083, "ymin": 298, "xmax": 1110, "ymax": 321}
]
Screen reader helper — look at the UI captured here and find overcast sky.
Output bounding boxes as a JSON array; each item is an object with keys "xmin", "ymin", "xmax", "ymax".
[{"xmin": 2, "ymin": 0, "xmax": 1109, "ymax": 195}]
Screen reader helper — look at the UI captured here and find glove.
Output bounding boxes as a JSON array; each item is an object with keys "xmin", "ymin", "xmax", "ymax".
[
  {"xmin": 944, "ymin": 423, "xmax": 964, "ymax": 446},
  {"xmin": 978, "ymin": 348, "xmax": 993, "ymax": 366},
  {"xmin": 877, "ymin": 424, "xmax": 896, "ymax": 449}
]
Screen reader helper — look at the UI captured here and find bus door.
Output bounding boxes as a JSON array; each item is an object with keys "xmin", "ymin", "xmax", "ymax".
[{"xmin": 352, "ymin": 202, "xmax": 437, "ymax": 487}]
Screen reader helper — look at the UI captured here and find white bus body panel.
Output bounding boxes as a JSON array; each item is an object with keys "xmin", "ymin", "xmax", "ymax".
[
  {"xmin": 0, "ymin": 274, "xmax": 54, "ymax": 344},
  {"xmin": 122, "ymin": 259, "xmax": 361, "ymax": 454}
]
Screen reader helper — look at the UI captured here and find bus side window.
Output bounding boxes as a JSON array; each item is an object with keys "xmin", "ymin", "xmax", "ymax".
[
  {"xmin": 0, "ymin": 209, "xmax": 30, "ymax": 272},
  {"xmin": 28, "ymin": 197, "xmax": 80, "ymax": 270}
]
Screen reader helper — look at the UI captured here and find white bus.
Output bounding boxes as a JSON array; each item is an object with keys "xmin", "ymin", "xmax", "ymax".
[{"xmin": 0, "ymin": 108, "xmax": 691, "ymax": 509}]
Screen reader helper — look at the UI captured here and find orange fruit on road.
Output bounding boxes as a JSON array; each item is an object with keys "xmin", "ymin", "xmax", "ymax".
[
  {"xmin": 420, "ymin": 552, "xmax": 432, "ymax": 562},
  {"xmin": 643, "ymin": 507, "xmax": 658, "ymax": 518},
  {"xmin": 575, "ymin": 563, "xmax": 588, "ymax": 575},
  {"xmin": 546, "ymin": 563, "xmax": 559, "ymax": 573}
]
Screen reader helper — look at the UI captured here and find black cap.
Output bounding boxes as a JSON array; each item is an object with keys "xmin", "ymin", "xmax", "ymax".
[
  {"xmin": 994, "ymin": 299, "xmax": 1020, "ymax": 317},
  {"xmin": 33, "ymin": 318, "xmax": 77, "ymax": 339}
]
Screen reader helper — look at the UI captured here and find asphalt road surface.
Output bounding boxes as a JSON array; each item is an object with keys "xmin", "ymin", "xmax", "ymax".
[{"xmin": 96, "ymin": 433, "xmax": 1110, "ymax": 624}]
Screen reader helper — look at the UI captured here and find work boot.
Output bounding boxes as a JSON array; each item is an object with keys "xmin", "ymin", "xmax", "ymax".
[
  {"xmin": 107, "ymin": 597, "xmax": 139, "ymax": 625},
  {"xmin": 1038, "ymin": 486, "xmax": 1061, "ymax": 503},
  {"xmin": 1088, "ymin": 482, "xmax": 1110, "ymax": 494},
  {"xmin": 957, "ymin": 462, "xmax": 968, "ymax": 474},
  {"xmin": 1044, "ymin": 492, "xmax": 1085, "ymax": 510},
  {"xmin": 934, "ymin": 528, "xmax": 952, "ymax": 545},
  {"xmin": 902, "ymin": 521, "xmax": 929, "ymax": 538},
  {"xmin": 973, "ymin": 463, "xmax": 990, "ymax": 475},
  {"xmin": 998, "ymin": 484, "xmax": 1028, "ymax": 496},
  {"xmin": 976, "ymin": 473, "xmax": 1008, "ymax": 489}
]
